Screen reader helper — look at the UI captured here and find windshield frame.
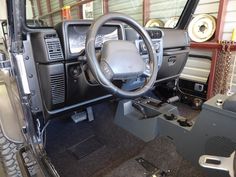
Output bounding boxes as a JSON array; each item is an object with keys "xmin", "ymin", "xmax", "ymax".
[{"xmin": 24, "ymin": 0, "xmax": 199, "ymax": 30}]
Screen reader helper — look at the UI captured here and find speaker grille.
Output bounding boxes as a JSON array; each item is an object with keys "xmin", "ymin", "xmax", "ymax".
[
  {"xmin": 45, "ymin": 38, "xmax": 64, "ymax": 61},
  {"xmin": 50, "ymin": 73, "xmax": 65, "ymax": 105}
]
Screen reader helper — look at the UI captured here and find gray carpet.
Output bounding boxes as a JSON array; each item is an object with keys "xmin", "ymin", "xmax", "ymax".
[
  {"xmin": 105, "ymin": 137, "xmax": 206, "ymax": 177},
  {"xmin": 46, "ymin": 101, "xmax": 206, "ymax": 177},
  {"xmin": 46, "ymin": 101, "xmax": 145, "ymax": 177}
]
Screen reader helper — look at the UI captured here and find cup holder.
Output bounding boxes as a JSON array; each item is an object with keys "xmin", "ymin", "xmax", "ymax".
[
  {"xmin": 164, "ymin": 114, "xmax": 177, "ymax": 121},
  {"xmin": 177, "ymin": 119, "xmax": 193, "ymax": 127}
]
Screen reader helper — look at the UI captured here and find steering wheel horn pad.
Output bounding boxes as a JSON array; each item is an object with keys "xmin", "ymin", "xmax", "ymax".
[
  {"xmin": 86, "ymin": 13, "xmax": 159, "ymax": 98},
  {"xmin": 100, "ymin": 40, "xmax": 146, "ymax": 80}
]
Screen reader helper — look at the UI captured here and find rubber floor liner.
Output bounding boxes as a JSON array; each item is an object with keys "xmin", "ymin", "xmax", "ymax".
[{"xmin": 68, "ymin": 135, "xmax": 104, "ymax": 160}]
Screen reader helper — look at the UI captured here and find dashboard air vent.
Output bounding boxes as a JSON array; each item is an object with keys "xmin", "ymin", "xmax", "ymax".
[
  {"xmin": 147, "ymin": 30, "xmax": 163, "ymax": 39},
  {"xmin": 50, "ymin": 73, "xmax": 65, "ymax": 105},
  {"xmin": 45, "ymin": 38, "xmax": 64, "ymax": 61}
]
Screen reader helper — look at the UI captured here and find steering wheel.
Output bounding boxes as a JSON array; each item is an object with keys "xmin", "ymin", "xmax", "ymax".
[{"xmin": 85, "ymin": 13, "xmax": 159, "ymax": 98}]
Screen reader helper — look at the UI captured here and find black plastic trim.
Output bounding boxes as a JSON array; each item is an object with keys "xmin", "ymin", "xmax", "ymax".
[
  {"xmin": 45, "ymin": 94, "xmax": 113, "ymax": 117},
  {"xmin": 176, "ymin": 0, "xmax": 200, "ymax": 29},
  {"xmin": 54, "ymin": 20, "xmax": 126, "ymax": 60}
]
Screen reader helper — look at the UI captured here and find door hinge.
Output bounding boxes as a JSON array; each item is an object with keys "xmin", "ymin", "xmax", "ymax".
[
  {"xmin": 0, "ymin": 60, "xmax": 11, "ymax": 69},
  {"xmin": 0, "ymin": 52, "xmax": 12, "ymax": 71}
]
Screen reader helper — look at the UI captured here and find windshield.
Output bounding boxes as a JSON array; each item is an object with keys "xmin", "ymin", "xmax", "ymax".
[{"xmin": 27, "ymin": 0, "xmax": 188, "ymax": 28}]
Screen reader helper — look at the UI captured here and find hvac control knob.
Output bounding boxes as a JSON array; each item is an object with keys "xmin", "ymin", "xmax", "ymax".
[{"xmin": 69, "ymin": 65, "xmax": 81, "ymax": 79}]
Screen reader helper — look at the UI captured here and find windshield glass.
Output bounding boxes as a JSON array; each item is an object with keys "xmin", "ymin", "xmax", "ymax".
[{"xmin": 27, "ymin": 0, "xmax": 188, "ymax": 28}]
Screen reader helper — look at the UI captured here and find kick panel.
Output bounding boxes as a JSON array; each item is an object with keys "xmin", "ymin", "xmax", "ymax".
[{"xmin": 38, "ymin": 63, "xmax": 65, "ymax": 111}]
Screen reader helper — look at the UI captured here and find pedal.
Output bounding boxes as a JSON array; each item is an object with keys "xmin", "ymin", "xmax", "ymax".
[
  {"xmin": 71, "ymin": 106, "xmax": 94, "ymax": 123},
  {"xmin": 71, "ymin": 111, "xmax": 87, "ymax": 123},
  {"xmin": 86, "ymin": 106, "xmax": 94, "ymax": 122},
  {"xmin": 136, "ymin": 157, "xmax": 169, "ymax": 177}
]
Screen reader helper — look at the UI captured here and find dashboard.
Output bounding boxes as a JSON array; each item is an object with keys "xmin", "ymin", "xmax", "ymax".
[
  {"xmin": 32, "ymin": 20, "xmax": 189, "ymax": 118},
  {"xmin": 55, "ymin": 20, "xmax": 124, "ymax": 60},
  {"xmin": 68, "ymin": 25, "xmax": 119, "ymax": 54}
]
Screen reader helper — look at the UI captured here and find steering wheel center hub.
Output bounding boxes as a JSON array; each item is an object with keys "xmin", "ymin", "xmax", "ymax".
[{"xmin": 100, "ymin": 40, "xmax": 146, "ymax": 80}]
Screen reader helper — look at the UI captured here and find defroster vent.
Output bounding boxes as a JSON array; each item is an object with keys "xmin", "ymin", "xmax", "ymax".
[
  {"xmin": 50, "ymin": 73, "xmax": 65, "ymax": 105},
  {"xmin": 45, "ymin": 38, "xmax": 64, "ymax": 61}
]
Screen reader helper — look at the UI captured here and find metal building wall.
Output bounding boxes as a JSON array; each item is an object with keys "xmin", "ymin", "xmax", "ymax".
[
  {"xmin": 181, "ymin": 0, "xmax": 236, "ymax": 94},
  {"xmin": 180, "ymin": 0, "xmax": 220, "ymax": 85},
  {"xmin": 31, "ymin": 0, "xmax": 39, "ymax": 17},
  {"xmin": 109, "ymin": 0, "xmax": 143, "ymax": 25},
  {"xmin": 93, "ymin": 0, "xmax": 103, "ymax": 19},
  {"xmin": 149, "ymin": 0, "xmax": 186, "ymax": 25},
  {"xmin": 50, "ymin": 0, "xmax": 61, "ymax": 24},
  {"xmin": 223, "ymin": 0, "xmax": 236, "ymax": 40},
  {"xmin": 195, "ymin": 0, "xmax": 220, "ymax": 18},
  {"xmin": 180, "ymin": 50, "xmax": 212, "ymax": 84},
  {"xmin": 31, "ymin": 0, "xmax": 100, "ymax": 25},
  {"xmin": 222, "ymin": 0, "xmax": 236, "ymax": 92}
]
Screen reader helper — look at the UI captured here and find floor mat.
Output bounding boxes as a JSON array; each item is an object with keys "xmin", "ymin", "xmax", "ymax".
[
  {"xmin": 45, "ymin": 101, "xmax": 145, "ymax": 177},
  {"xmin": 105, "ymin": 137, "xmax": 206, "ymax": 177},
  {"xmin": 68, "ymin": 135, "xmax": 104, "ymax": 160}
]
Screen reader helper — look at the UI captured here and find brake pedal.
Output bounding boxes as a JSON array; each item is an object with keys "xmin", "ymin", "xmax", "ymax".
[{"xmin": 71, "ymin": 111, "xmax": 87, "ymax": 123}]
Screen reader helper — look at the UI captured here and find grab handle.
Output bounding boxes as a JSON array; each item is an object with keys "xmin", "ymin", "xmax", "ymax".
[{"xmin": 163, "ymin": 48, "xmax": 189, "ymax": 56}]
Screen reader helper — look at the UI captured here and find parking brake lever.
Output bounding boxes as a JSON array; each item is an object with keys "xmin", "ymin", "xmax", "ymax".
[{"xmin": 132, "ymin": 102, "xmax": 147, "ymax": 119}]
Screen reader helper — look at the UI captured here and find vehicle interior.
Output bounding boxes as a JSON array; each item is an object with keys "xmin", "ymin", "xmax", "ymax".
[
  {"xmin": 1, "ymin": 0, "xmax": 236, "ymax": 177},
  {"xmin": 37, "ymin": 18, "xmax": 195, "ymax": 176}
]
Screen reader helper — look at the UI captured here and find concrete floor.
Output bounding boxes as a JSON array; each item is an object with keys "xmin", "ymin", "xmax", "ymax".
[
  {"xmin": 0, "ymin": 74, "xmax": 6, "ymax": 176},
  {"xmin": 0, "ymin": 74, "xmax": 18, "ymax": 177}
]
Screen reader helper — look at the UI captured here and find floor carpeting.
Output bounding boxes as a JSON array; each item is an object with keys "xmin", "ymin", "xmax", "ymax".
[
  {"xmin": 105, "ymin": 137, "xmax": 206, "ymax": 177},
  {"xmin": 46, "ymin": 100, "xmax": 206, "ymax": 177},
  {"xmin": 45, "ymin": 101, "xmax": 145, "ymax": 177}
]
